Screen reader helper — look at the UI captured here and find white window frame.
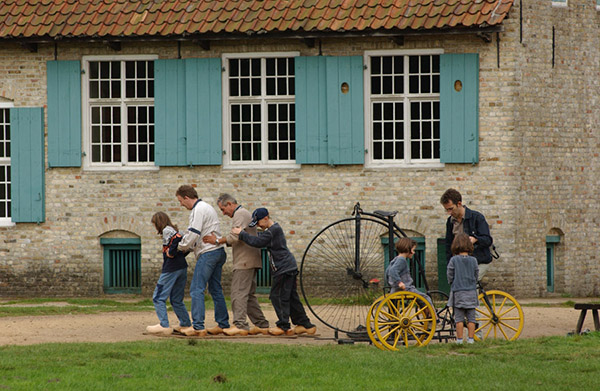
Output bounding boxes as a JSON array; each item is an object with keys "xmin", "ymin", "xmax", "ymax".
[
  {"xmin": 0, "ymin": 101, "xmax": 14, "ymax": 227},
  {"xmin": 222, "ymin": 52, "xmax": 300, "ymax": 170},
  {"xmin": 364, "ymin": 49, "xmax": 444, "ymax": 169},
  {"xmin": 82, "ymin": 55, "xmax": 158, "ymax": 172},
  {"xmin": 551, "ymin": 0, "xmax": 567, "ymax": 7}
]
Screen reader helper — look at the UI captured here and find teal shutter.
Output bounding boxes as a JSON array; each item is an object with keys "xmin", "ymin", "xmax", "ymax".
[
  {"xmin": 440, "ymin": 53, "xmax": 479, "ymax": 164},
  {"xmin": 154, "ymin": 59, "xmax": 187, "ymax": 166},
  {"xmin": 325, "ymin": 56, "xmax": 364, "ymax": 165},
  {"xmin": 295, "ymin": 56, "xmax": 364, "ymax": 165},
  {"xmin": 295, "ymin": 56, "xmax": 328, "ymax": 164},
  {"xmin": 154, "ymin": 58, "xmax": 222, "ymax": 166},
  {"xmin": 11, "ymin": 108, "xmax": 45, "ymax": 223},
  {"xmin": 47, "ymin": 60, "xmax": 82, "ymax": 167},
  {"xmin": 185, "ymin": 58, "xmax": 222, "ymax": 165}
]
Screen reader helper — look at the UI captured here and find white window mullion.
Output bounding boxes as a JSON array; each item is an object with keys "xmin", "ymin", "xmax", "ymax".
[
  {"xmin": 261, "ymin": 58, "xmax": 268, "ymax": 165},
  {"xmin": 120, "ymin": 61, "xmax": 127, "ymax": 166}
]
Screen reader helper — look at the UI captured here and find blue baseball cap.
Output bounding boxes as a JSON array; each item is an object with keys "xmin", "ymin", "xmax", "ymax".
[{"xmin": 249, "ymin": 208, "xmax": 269, "ymax": 227}]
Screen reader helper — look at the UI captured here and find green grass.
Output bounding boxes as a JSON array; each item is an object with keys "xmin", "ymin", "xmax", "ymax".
[{"xmin": 1, "ymin": 333, "xmax": 599, "ymax": 390}]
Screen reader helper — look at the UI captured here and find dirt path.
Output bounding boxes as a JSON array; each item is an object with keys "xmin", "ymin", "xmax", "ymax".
[{"xmin": 1, "ymin": 301, "xmax": 596, "ymax": 346}]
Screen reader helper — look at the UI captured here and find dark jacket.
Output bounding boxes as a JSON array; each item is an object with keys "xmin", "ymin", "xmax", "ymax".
[
  {"xmin": 162, "ymin": 227, "xmax": 188, "ymax": 273},
  {"xmin": 445, "ymin": 206, "xmax": 493, "ymax": 264},
  {"xmin": 238, "ymin": 222, "xmax": 297, "ymax": 277}
]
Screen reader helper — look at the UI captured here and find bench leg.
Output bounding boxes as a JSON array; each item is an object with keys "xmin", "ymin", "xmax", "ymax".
[
  {"xmin": 576, "ymin": 310, "xmax": 587, "ymax": 334},
  {"xmin": 593, "ymin": 310, "xmax": 600, "ymax": 331}
]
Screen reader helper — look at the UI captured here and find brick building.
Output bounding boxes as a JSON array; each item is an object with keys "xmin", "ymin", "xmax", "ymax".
[{"xmin": 0, "ymin": 0, "xmax": 598, "ymax": 298}]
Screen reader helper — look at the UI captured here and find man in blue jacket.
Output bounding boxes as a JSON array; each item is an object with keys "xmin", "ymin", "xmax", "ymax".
[{"xmin": 441, "ymin": 188, "xmax": 493, "ymax": 279}]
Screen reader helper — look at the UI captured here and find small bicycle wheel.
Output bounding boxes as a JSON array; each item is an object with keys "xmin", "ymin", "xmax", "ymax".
[
  {"xmin": 428, "ymin": 290, "xmax": 455, "ymax": 342},
  {"xmin": 428, "ymin": 290, "xmax": 449, "ymax": 311},
  {"xmin": 300, "ymin": 216, "xmax": 401, "ymax": 334},
  {"xmin": 476, "ymin": 290, "xmax": 524, "ymax": 341},
  {"xmin": 366, "ymin": 295, "xmax": 386, "ymax": 350},
  {"xmin": 374, "ymin": 291, "xmax": 436, "ymax": 350}
]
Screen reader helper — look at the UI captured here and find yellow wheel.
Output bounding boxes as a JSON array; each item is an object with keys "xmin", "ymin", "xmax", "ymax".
[
  {"xmin": 476, "ymin": 290, "xmax": 524, "ymax": 341},
  {"xmin": 366, "ymin": 295, "xmax": 387, "ymax": 350},
  {"xmin": 373, "ymin": 291, "xmax": 436, "ymax": 350}
]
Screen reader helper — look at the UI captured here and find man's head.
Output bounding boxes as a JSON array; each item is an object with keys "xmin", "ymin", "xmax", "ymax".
[
  {"xmin": 249, "ymin": 207, "xmax": 269, "ymax": 229},
  {"xmin": 175, "ymin": 185, "xmax": 199, "ymax": 210},
  {"xmin": 216, "ymin": 193, "xmax": 238, "ymax": 218},
  {"xmin": 440, "ymin": 188, "xmax": 464, "ymax": 220}
]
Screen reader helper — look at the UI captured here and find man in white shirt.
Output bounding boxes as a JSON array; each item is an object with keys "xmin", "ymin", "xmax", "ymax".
[{"xmin": 176, "ymin": 185, "xmax": 229, "ymax": 337}]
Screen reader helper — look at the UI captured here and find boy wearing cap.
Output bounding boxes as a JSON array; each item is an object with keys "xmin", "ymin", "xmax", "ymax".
[{"xmin": 231, "ymin": 208, "xmax": 316, "ymax": 336}]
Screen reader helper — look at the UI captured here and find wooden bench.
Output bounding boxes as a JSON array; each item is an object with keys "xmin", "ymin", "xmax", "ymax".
[{"xmin": 574, "ymin": 303, "xmax": 600, "ymax": 334}]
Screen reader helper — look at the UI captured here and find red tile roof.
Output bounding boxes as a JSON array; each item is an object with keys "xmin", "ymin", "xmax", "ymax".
[{"xmin": 0, "ymin": 0, "xmax": 514, "ymax": 40}]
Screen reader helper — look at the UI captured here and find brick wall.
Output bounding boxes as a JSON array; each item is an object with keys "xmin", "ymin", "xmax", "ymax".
[{"xmin": 1, "ymin": 0, "xmax": 599, "ymax": 297}]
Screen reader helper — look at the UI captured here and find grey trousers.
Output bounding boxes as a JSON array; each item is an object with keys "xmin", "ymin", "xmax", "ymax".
[{"xmin": 231, "ymin": 268, "xmax": 269, "ymax": 330}]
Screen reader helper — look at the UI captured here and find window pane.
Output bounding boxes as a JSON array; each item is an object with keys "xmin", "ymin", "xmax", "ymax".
[{"xmin": 227, "ymin": 56, "xmax": 295, "ymax": 163}]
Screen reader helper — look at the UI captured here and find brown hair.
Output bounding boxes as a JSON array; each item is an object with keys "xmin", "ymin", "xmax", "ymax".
[
  {"xmin": 451, "ymin": 233, "xmax": 473, "ymax": 255},
  {"xmin": 440, "ymin": 188, "xmax": 462, "ymax": 205},
  {"xmin": 151, "ymin": 212, "xmax": 177, "ymax": 234},
  {"xmin": 175, "ymin": 185, "xmax": 198, "ymax": 200},
  {"xmin": 395, "ymin": 237, "xmax": 417, "ymax": 254}
]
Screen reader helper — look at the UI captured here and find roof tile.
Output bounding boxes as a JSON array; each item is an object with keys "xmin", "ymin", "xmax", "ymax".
[{"xmin": 0, "ymin": 0, "xmax": 515, "ymax": 40}]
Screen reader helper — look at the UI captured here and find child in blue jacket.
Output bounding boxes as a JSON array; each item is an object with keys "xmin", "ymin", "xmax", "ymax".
[{"xmin": 147, "ymin": 212, "xmax": 191, "ymax": 335}]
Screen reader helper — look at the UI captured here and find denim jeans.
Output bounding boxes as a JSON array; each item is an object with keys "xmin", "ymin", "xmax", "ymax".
[
  {"xmin": 190, "ymin": 247, "xmax": 230, "ymax": 330},
  {"xmin": 152, "ymin": 267, "xmax": 191, "ymax": 328}
]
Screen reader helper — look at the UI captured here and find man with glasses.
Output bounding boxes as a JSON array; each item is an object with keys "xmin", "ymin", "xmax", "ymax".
[{"xmin": 440, "ymin": 188, "xmax": 493, "ymax": 278}]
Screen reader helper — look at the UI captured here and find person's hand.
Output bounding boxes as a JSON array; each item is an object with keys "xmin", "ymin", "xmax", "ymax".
[
  {"xmin": 231, "ymin": 226, "xmax": 242, "ymax": 235},
  {"xmin": 202, "ymin": 234, "xmax": 217, "ymax": 245},
  {"xmin": 398, "ymin": 282, "xmax": 406, "ymax": 290},
  {"xmin": 469, "ymin": 236, "xmax": 478, "ymax": 244}
]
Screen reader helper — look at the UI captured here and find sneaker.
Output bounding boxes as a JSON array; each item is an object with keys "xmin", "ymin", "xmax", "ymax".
[
  {"xmin": 223, "ymin": 326, "xmax": 249, "ymax": 336},
  {"xmin": 467, "ymin": 338, "xmax": 475, "ymax": 344},
  {"xmin": 455, "ymin": 338, "xmax": 463, "ymax": 344},
  {"xmin": 249, "ymin": 326, "xmax": 270, "ymax": 335},
  {"xmin": 268, "ymin": 327, "xmax": 285, "ymax": 336},
  {"xmin": 180, "ymin": 326, "xmax": 207, "ymax": 337},
  {"xmin": 206, "ymin": 326, "xmax": 224, "ymax": 335},
  {"xmin": 146, "ymin": 324, "xmax": 173, "ymax": 336}
]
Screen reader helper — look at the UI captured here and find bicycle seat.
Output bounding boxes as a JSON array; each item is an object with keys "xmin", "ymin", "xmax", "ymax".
[{"xmin": 373, "ymin": 210, "xmax": 397, "ymax": 218}]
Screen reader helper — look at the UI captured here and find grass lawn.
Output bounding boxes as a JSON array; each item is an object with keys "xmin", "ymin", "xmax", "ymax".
[{"xmin": 1, "ymin": 333, "xmax": 599, "ymax": 390}]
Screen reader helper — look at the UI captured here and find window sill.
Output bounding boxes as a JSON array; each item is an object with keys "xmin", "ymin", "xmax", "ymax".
[
  {"xmin": 364, "ymin": 162, "xmax": 445, "ymax": 170},
  {"xmin": 223, "ymin": 163, "xmax": 301, "ymax": 170},
  {"xmin": 83, "ymin": 165, "xmax": 160, "ymax": 172},
  {"xmin": 0, "ymin": 220, "xmax": 15, "ymax": 228}
]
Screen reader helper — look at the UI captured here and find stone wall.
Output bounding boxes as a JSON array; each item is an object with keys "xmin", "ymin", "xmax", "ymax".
[{"xmin": 1, "ymin": 0, "xmax": 599, "ymax": 297}]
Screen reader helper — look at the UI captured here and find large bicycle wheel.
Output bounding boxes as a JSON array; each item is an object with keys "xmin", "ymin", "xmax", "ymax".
[
  {"xmin": 374, "ymin": 291, "xmax": 436, "ymax": 350},
  {"xmin": 300, "ymin": 216, "xmax": 401, "ymax": 334},
  {"xmin": 476, "ymin": 290, "xmax": 524, "ymax": 341}
]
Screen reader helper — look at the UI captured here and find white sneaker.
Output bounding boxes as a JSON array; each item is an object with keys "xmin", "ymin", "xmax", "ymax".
[{"xmin": 146, "ymin": 324, "xmax": 173, "ymax": 335}]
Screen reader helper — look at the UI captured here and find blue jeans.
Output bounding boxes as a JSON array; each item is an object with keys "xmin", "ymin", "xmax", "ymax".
[
  {"xmin": 190, "ymin": 248, "xmax": 229, "ymax": 330},
  {"xmin": 152, "ymin": 268, "xmax": 191, "ymax": 328}
]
